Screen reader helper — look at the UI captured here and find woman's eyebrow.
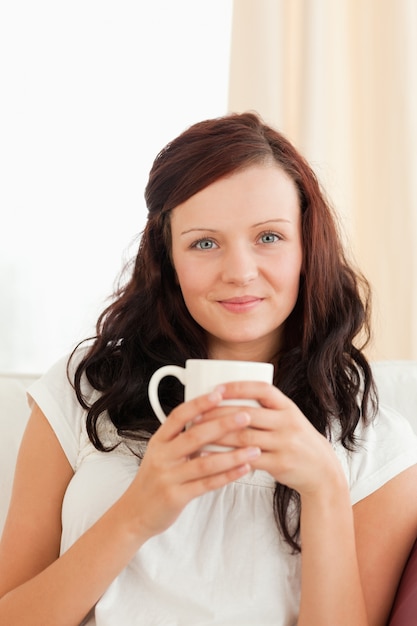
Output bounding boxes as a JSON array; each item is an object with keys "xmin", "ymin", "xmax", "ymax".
[
  {"xmin": 180, "ymin": 227, "xmax": 218, "ymax": 236},
  {"xmin": 253, "ymin": 218, "xmax": 292, "ymax": 226}
]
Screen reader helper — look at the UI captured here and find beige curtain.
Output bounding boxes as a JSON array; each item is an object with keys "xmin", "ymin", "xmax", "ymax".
[{"xmin": 228, "ymin": 0, "xmax": 417, "ymax": 360}]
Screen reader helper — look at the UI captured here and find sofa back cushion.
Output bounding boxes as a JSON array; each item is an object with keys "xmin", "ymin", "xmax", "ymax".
[{"xmin": 372, "ymin": 361, "xmax": 417, "ymax": 433}]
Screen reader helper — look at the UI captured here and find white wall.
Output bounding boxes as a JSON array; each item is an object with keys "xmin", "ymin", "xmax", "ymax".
[{"xmin": 0, "ymin": 0, "xmax": 233, "ymax": 373}]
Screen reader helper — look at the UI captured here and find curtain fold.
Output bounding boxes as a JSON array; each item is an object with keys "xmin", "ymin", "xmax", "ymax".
[{"xmin": 228, "ymin": 0, "xmax": 417, "ymax": 360}]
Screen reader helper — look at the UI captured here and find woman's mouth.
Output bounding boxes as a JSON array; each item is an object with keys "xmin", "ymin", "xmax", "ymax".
[{"xmin": 218, "ymin": 296, "xmax": 263, "ymax": 313}]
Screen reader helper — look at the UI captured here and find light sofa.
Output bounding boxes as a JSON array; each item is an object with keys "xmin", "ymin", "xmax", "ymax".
[{"xmin": 0, "ymin": 362, "xmax": 416, "ymax": 623}]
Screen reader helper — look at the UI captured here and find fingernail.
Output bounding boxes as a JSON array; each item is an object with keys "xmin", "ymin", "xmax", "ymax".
[
  {"xmin": 246, "ymin": 446, "xmax": 261, "ymax": 459},
  {"xmin": 234, "ymin": 411, "xmax": 250, "ymax": 425},
  {"xmin": 208, "ymin": 390, "xmax": 223, "ymax": 403},
  {"xmin": 193, "ymin": 414, "xmax": 203, "ymax": 423}
]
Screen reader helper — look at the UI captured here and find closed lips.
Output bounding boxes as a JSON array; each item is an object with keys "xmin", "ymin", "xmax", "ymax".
[
  {"xmin": 219, "ymin": 296, "xmax": 262, "ymax": 304},
  {"xmin": 218, "ymin": 296, "xmax": 263, "ymax": 311}
]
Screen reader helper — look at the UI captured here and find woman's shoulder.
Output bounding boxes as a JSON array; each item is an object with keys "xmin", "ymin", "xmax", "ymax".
[
  {"xmin": 355, "ymin": 402, "xmax": 417, "ymax": 452},
  {"xmin": 27, "ymin": 345, "xmax": 97, "ymax": 470},
  {"xmin": 28, "ymin": 345, "xmax": 146, "ymax": 468}
]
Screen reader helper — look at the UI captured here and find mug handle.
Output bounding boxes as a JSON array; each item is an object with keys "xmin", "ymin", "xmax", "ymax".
[{"xmin": 148, "ymin": 365, "xmax": 186, "ymax": 423}]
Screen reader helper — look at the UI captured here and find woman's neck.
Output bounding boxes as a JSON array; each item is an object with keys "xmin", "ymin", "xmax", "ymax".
[{"xmin": 208, "ymin": 339, "xmax": 279, "ymax": 364}]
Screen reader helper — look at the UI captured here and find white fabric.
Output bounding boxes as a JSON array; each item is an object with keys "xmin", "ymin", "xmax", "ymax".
[{"xmin": 24, "ymin": 354, "xmax": 417, "ymax": 626}]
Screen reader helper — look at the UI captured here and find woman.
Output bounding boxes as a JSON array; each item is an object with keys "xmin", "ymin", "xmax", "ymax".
[{"xmin": 1, "ymin": 112, "xmax": 417, "ymax": 625}]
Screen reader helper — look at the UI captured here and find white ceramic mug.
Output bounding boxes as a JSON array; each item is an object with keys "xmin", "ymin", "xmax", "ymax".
[{"xmin": 148, "ymin": 359, "xmax": 274, "ymax": 452}]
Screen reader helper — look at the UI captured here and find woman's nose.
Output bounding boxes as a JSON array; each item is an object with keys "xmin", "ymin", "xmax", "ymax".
[{"xmin": 221, "ymin": 246, "xmax": 258, "ymax": 285}]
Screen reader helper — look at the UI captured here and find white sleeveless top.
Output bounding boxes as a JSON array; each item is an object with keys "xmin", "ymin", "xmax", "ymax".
[{"xmin": 28, "ymin": 352, "xmax": 417, "ymax": 626}]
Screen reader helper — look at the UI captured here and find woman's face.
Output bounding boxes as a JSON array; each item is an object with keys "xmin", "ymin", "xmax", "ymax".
[{"xmin": 170, "ymin": 164, "xmax": 303, "ymax": 361}]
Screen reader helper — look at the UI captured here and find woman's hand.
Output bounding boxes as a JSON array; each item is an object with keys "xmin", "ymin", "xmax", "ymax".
[
  {"xmin": 198, "ymin": 381, "xmax": 346, "ymax": 497},
  {"xmin": 205, "ymin": 382, "xmax": 369, "ymax": 625},
  {"xmin": 124, "ymin": 388, "xmax": 261, "ymax": 539}
]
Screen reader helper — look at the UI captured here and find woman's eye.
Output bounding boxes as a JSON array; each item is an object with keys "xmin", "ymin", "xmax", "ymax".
[
  {"xmin": 260, "ymin": 232, "xmax": 280, "ymax": 244},
  {"xmin": 193, "ymin": 238, "xmax": 217, "ymax": 250}
]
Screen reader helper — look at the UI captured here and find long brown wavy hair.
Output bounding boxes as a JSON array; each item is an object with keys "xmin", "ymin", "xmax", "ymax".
[{"xmin": 71, "ymin": 111, "xmax": 376, "ymax": 551}]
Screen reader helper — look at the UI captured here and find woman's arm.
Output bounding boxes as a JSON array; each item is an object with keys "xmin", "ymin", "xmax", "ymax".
[
  {"xmin": 0, "ymin": 404, "xmax": 150, "ymax": 626},
  {"xmin": 298, "ymin": 467, "xmax": 417, "ymax": 625},
  {"xmin": 354, "ymin": 464, "xmax": 417, "ymax": 625},
  {"xmin": 297, "ymin": 470, "xmax": 368, "ymax": 625},
  {"xmin": 0, "ymin": 392, "xmax": 259, "ymax": 625},
  {"xmin": 0, "ymin": 404, "xmax": 73, "ymax": 594}
]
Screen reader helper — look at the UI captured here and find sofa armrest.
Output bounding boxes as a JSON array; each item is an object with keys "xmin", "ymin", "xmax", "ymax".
[{"xmin": 388, "ymin": 539, "xmax": 417, "ymax": 625}]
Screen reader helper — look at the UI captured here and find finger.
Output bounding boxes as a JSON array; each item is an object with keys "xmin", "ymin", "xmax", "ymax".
[
  {"xmin": 176, "ymin": 448, "xmax": 263, "ymax": 500},
  {"xmin": 156, "ymin": 387, "xmax": 225, "ymax": 441},
  {"xmin": 183, "ymin": 463, "xmax": 253, "ymax": 499},
  {"xmin": 198, "ymin": 404, "xmax": 278, "ymax": 431},
  {"xmin": 220, "ymin": 380, "xmax": 291, "ymax": 409},
  {"xmin": 177, "ymin": 445, "xmax": 261, "ymax": 484},
  {"xmin": 215, "ymin": 426, "xmax": 280, "ymax": 451},
  {"xmin": 170, "ymin": 410, "xmax": 252, "ymax": 459}
]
